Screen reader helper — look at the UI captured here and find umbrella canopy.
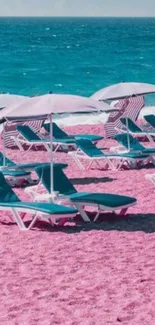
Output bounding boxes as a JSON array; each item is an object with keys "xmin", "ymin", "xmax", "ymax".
[
  {"xmin": 0, "ymin": 93, "xmax": 114, "ymax": 194},
  {"xmin": 0, "ymin": 94, "xmax": 29, "ymax": 108},
  {"xmin": 0, "ymin": 94, "xmax": 30, "ymax": 123},
  {"xmin": 2, "ymin": 94, "xmax": 112, "ymax": 121},
  {"xmin": 91, "ymin": 82, "xmax": 155, "ymax": 100}
]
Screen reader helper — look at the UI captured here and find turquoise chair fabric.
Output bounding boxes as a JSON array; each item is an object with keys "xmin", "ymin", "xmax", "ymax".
[
  {"xmin": 144, "ymin": 115, "xmax": 155, "ymax": 128},
  {"xmin": 44, "ymin": 122, "xmax": 103, "ymax": 142},
  {"xmin": 35, "ymin": 164, "xmax": 137, "ymax": 207},
  {"xmin": 75, "ymin": 138, "xmax": 148, "ymax": 159},
  {"xmin": 0, "ymin": 171, "xmax": 77, "ymax": 214},
  {"xmin": 115, "ymin": 133, "xmax": 155, "ymax": 154}
]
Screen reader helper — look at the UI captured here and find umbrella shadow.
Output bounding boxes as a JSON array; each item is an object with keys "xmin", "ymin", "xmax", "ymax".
[
  {"xmin": 15, "ymin": 212, "xmax": 155, "ymax": 234},
  {"xmin": 2, "ymin": 212, "xmax": 155, "ymax": 234},
  {"xmin": 70, "ymin": 176, "xmax": 116, "ymax": 185}
]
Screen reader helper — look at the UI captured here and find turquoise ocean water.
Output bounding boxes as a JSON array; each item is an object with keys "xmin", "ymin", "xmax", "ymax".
[{"xmin": 1, "ymin": 17, "xmax": 155, "ymax": 104}]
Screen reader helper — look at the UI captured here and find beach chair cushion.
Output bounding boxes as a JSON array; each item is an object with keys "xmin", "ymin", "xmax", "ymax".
[
  {"xmin": 35, "ymin": 164, "xmax": 137, "ymax": 208},
  {"xmin": 0, "ymin": 152, "xmax": 68, "ymax": 170},
  {"xmin": 0, "ymin": 152, "xmax": 15, "ymax": 167},
  {"xmin": 121, "ymin": 117, "xmax": 155, "ymax": 135},
  {"xmin": 0, "ymin": 172, "xmax": 20, "ymax": 202},
  {"xmin": 115, "ymin": 133, "xmax": 144, "ymax": 151},
  {"xmin": 17, "ymin": 125, "xmax": 76, "ymax": 144},
  {"xmin": 144, "ymin": 115, "xmax": 155, "ymax": 128},
  {"xmin": 0, "ymin": 172, "xmax": 77, "ymax": 214},
  {"xmin": 120, "ymin": 118, "xmax": 142, "ymax": 133},
  {"xmin": 44, "ymin": 122, "xmax": 103, "ymax": 142},
  {"xmin": 75, "ymin": 139, "xmax": 105, "ymax": 157},
  {"xmin": 0, "ymin": 201, "xmax": 77, "ymax": 215},
  {"xmin": 1, "ymin": 170, "xmax": 31, "ymax": 177},
  {"xmin": 75, "ymin": 138, "xmax": 148, "ymax": 159},
  {"xmin": 115, "ymin": 133, "xmax": 155, "ymax": 154},
  {"xmin": 36, "ymin": 164, "xmax": 76, "ymax": 196},
  {"xmin": 18, "ymin": 162, "xmax": 68, "ymax": 170},
  {"xmin": 69, "ymin": 192, "xmax": 136, "ymax": 207},
  {"xmin": 17, "ymin": 125, "xmax": 41, "ymax": 141},
  {"xmin": 75, "ymin": 134, "xmax": 103, "ymax": 141}
]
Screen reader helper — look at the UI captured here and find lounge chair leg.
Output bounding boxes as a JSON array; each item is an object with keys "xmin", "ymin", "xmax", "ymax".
[
  {"xmin": 116, "ymin": 160, "xmax": 123, "ymax": 171},
  {"xmin": 147, "ymin": 134, "xmax": 154, "ymax": 143},
  {"xmin": 75, "ymin": 156, "xmax": 85, "ymax": 170},
  {"xmin": 120, "ymin": 208, "xmax": 128, "ymax": 215},
  {"xmin": 27, "ymin": 214, "xmax": 39, "ymax": 230},
  {"xmin": 93, "ymin": 209, "xmax": 101, "ymax": 222},
  {"xmin": 107, "ymin": 158, "xmax": 116, "ymax": 171},
  {"xmin": 12, "ymin": 208, "xmax": 28, "ymax": 230},
  {"xmin": 150, "ymin": 155, "xmax": 155, "ymax": 165},
  {"xmin": 95, "ymin": 160, "xmax": 102, "ymax": 169},
  {"xmin": 73, "ymin": 203, "xmax": 90, "ymax": 222},
  {"xmin": 54, "ymin": 144, "xmax": 60, "ymax": 153},
  {"xmin": 44, "ymin": 144, "xmax": 50, "ymax": 152},
  {"xmin": 12, "ymin": 137, "xmax": 24, "ymax": 151},
  {"xmin": 87, "ymin": 160, "xmax": 94, "ymax": 170}
]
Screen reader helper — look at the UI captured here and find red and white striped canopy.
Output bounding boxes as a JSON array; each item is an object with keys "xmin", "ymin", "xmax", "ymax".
[{"xmin": 104, "ymin": 96, "xmax": 144, "ymax": 138}]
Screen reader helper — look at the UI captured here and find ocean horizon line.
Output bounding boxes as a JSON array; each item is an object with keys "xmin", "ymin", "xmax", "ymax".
[{"xmin": 0, "ymin": 16, "xmax": 155, "ymax": 19}]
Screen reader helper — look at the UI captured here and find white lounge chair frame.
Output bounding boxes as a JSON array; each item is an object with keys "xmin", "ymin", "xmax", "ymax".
[
  {"xmin": 0, "ymin": 205, "xmax": 76, "ymax": 231},
  {"xmin": 25, "ymin": 185, "xmax": 136, "ymax": 223},
  {"xmin": 68, "ymin": 148, "xmax": 148, "ymax": 171},
  {"xmin": 115, "ymin": 125, "xmax": 155, "ymax": 143}
]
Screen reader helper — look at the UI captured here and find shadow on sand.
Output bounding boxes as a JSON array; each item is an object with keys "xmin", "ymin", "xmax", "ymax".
[
  {"xmin": 2, "ymin": 212, "xmax": 153, "ymax": 234},
  {"xmin": 70, "ymin": 176, "xmax": 116, "ymax": 185}
]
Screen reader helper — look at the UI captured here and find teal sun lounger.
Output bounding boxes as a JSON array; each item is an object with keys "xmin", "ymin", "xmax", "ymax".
[
  {"xmin": 68, "ymin": 138, "xmax": 149, "ymax": 170},
  {"xmin": 0, "ymin": 172, "xmax": 77, "ymax": 230},
  {"xmin": 26, "ymin": 163, "xmax": 137, "ymax": 222},
  {"xmin": 44, "ymin": 122, "xmax": 103, "ymax": 142}
]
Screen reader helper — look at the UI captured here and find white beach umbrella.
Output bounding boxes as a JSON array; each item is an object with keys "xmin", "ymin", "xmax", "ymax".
[
  {"xmin": 2, "ymin": 94, "xmax": 112, "ymax": 120},
  {"xmin": 92, "ymin": 82, "xmax": 155, "ymax": 150},
  {"xmin": 0, "ymin": 94, "xmax": 28, "ymax": 108},
  {"xmin": 1, "ymin": 93, "xmax": 115, "ymax": 193},
  {"xmin": 0, "ymin": 94, "xmax": 29, "ymax": 166},
  {"xmin": 91, "ymin": 82, "xmax": 155, "ymax": 101}
]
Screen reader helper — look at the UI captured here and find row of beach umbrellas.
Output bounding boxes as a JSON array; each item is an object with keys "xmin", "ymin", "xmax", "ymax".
[{"xmin": 1, "ymin": 82, "xmax": 155, "ymax": 193}]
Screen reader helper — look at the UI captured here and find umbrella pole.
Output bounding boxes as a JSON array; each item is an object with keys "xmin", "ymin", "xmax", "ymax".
[
  {"xmin": 50, "ymin": 114, "xmax": 53, "ymax": 194},
  {"xmin": 2, "ymin": 122, "xmax": 6, "ymax": 167},
  {"xmin": 126, "ymin": 116, "xmax": 130, "ymax": 151}
]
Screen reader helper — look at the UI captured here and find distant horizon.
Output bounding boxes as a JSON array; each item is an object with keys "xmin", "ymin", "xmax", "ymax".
[
  {"xmin": 1, "ymin": 1, "xmax": 155, "ymax": 18},
  {"xmin": 0, "ymin": 15, "xmax": 155, "ymax": 18}
]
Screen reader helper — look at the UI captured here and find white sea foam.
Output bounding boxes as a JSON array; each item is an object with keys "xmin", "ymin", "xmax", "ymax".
[
  {"xmin": 53, "ymin": 112, "xmax": 109, "ymax": 127},
  {"xmin": 53, "ymin": 106, "xmax": 155, "ymax": 127},
  {"xmin": 54, "ymin": 84, "xmax": 63, "ymax": 87},
  {"xmin": 0, "ymin": 107, "xmax": 155, "ymax": 136}
]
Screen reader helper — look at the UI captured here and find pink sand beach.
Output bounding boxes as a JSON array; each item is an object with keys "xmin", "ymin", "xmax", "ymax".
[{"xmin": 1, "ymin": 124, "xmax": 155, "ymax": 324}]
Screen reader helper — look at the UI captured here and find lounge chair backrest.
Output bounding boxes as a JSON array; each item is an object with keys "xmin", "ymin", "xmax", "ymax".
[
  {"xmin": 144, "ymin": 115, "xmax": 155, "ymax": 128},
  {"xmin": 17, "ymin": 125, "xmax": 40, "ymax": 141},
  {"xmin": 3, "ymin": 119, "xmax": 44, "ymax": 148},
  {"xmin": 120, "ymin": 118, "xmax": 142, "ymax": 133},
  {"xmin": 104, "ymin": 96, "xmax": 144, "ymax": 138},
  {"xmin": 115, "ymin": 133, "xmax": 144, "ymax": 151},
  {"xmin": 53, "ymin": 123, "xmax": 68, "ymax": 138},
  {"xmin": 0, "ymin": 152, "xmax": 15, "ymax": 167},
  {"xmin": 35, "ymin": 164, "xmax": 77, "ymax": 196},
  {"xmin": 44, "ymin": 122, "xmax": 67, "ymax": 139},
  {"xmin": 0, "ymin": 172, "xmax": 20, "ymax": 202},
  {"xmin": 75, "ymin": 139, "xmax": 105, "ymax": 157}
]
